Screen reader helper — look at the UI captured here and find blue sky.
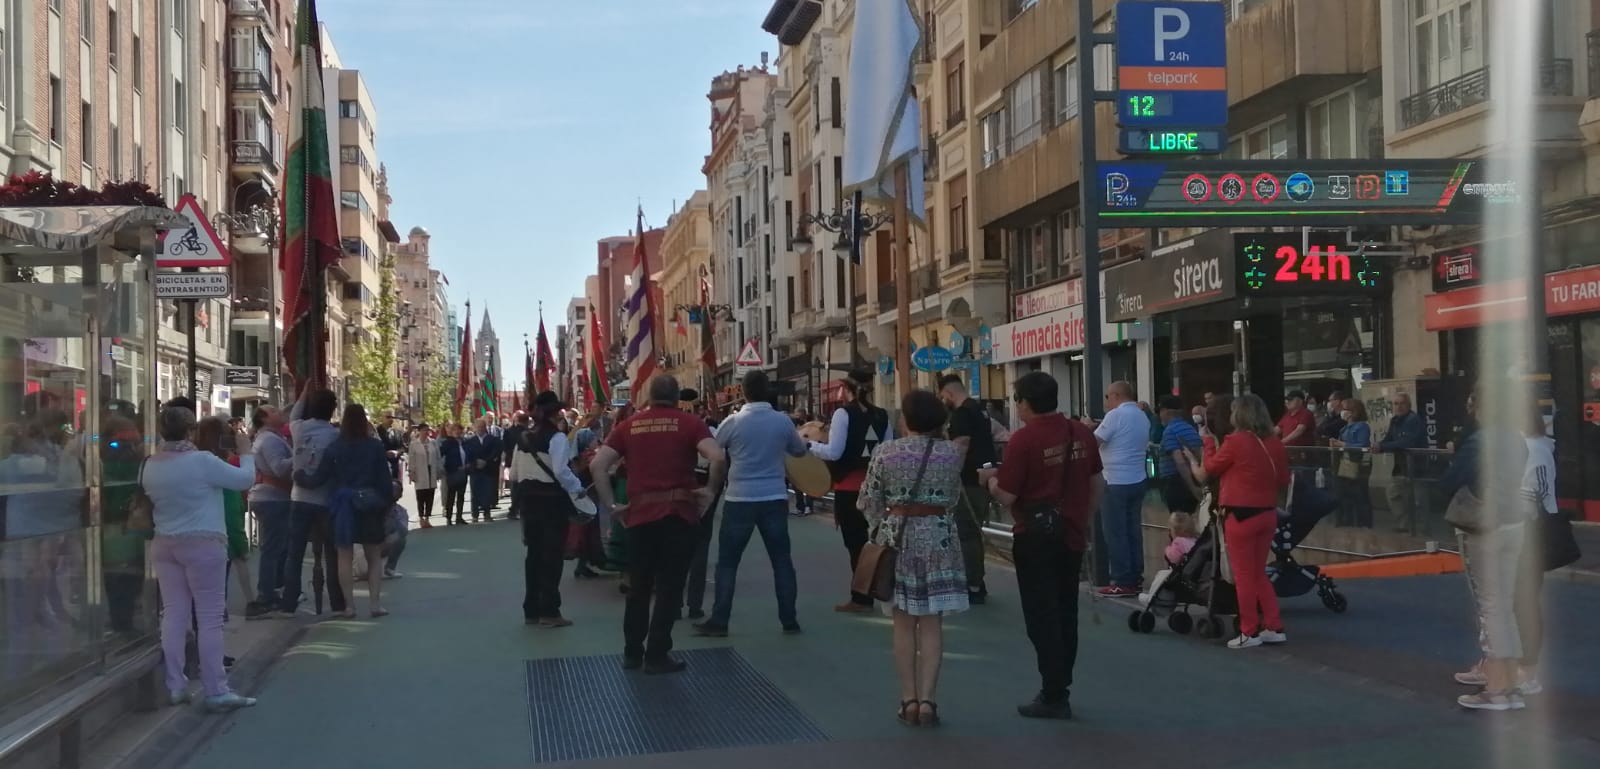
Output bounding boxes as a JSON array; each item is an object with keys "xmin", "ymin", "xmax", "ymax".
[{"xmin": 318, "ymin": 0, "xmax": 774, "ymax": 387}]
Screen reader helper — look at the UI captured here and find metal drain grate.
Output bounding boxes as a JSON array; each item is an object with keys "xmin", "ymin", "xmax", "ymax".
[{"xmin": 525, "ymin": 648, "xmax": 828, "ymax": 762}]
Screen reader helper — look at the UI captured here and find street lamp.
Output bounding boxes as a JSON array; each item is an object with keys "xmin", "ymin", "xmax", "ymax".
[{"xmin": 793, "ymin": 191, "xmax": 891, "ymax": 369}]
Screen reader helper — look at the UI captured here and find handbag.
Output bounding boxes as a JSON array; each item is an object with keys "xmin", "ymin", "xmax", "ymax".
[
  {"xmin": 1336, "ymin": 454, "xmax": 1363, "ymax": 480},
  {"xmin": 1252, "ymin": 435, "xmax": 1294, "ymax": 512},
  {"xmin": 1443, "ymin": 485, "xmax": 1489, "ymax": 533},
  {"xmin": 126, "ymin": 458, "xmax": 154, "ymax": 533},
  {"xmin": 851, "ymin": 437, "xmax": 937, "ymax": 603}
]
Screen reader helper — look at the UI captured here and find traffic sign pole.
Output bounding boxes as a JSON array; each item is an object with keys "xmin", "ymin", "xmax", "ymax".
[{"xmin": 185, "ymin": 266, "xmax": 198, "ymax": 403}]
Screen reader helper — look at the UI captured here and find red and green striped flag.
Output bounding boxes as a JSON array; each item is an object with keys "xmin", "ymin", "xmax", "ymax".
[
  {"xmin": 279, "ymin": 0, "xmax": 341, "ymax": 396},
  {"xmin": 588, "ymin": 303, "xmax": 611, "ymax": 407}
]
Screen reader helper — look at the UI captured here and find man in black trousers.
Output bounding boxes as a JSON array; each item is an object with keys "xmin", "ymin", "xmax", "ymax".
[{"xmin": 502, "ymin": 411, "xmax": 530, "ymax": 520}]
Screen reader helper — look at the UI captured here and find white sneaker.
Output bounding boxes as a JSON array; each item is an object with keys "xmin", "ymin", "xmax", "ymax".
[
  {"xmin": 1258, "ymin": 629, "xmax": 1288, "ymax": 645},
  {"xmin": 1517, "ymin": 677, "xmax": 1543, "ymax": 695},
  {"xmin": 1227, "ymin": 634, "xmax": 1263, "ymax": 649},
  {"xmin": 383, "ymin": 569, "xmax": 402, "ymax": 580},
  {"xmin": 167, "ymin": 689, "xmax": 191, "ymax": 706},
  {"xmin": 203, "ymin": 692, "xmax": 258, "ymax": 713},
  {"xmin": 1457, "ymin": 690, "xmax": 1525, "ymax": 711}
]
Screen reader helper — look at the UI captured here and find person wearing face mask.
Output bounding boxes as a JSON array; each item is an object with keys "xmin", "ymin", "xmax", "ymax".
[
  {"xmin": 1156, "ymin": 396, "xmax": 1204, "ymax": 514},
  {"xmin": 1328, "ymin": 399, "xmax": 1373, "ymax": 528}
]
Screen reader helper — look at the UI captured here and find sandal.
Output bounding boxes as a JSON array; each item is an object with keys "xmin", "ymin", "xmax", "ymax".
[
  {"xmin": 918, "ymin": 700, "xmax": 940, "ymax": 726},
  {"xmin": 897, "ymin": 700, "xmax": 920, "ymax": 726}
]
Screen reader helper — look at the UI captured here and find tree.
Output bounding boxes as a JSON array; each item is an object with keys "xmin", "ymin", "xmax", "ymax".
[
  {"xmin": 420, "ymin": 355, "xmax": 455, "ymax": 426},
  {"xmin": 346, "ymin": 250, "xmax": 400, "ymax": 413}
]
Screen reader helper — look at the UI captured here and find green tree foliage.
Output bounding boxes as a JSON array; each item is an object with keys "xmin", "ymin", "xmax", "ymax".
[
  {"xmin": 346, "ymin": 251, "xmax": 400, "ymax": 414},
  {"xmin": 421, "ymin": 355, "xmax": 455, "ymax": 426}
]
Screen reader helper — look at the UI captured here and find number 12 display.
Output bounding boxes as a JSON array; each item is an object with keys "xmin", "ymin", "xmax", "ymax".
[{"xmin": 1234, "ymin": 233, "xmax": 1388, "ymax": 298}]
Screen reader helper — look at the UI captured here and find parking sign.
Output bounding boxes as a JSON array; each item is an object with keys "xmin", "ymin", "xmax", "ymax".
[{"xmin": 1115, "ymin": 1, "xmax": 1229, "ymax": 130}]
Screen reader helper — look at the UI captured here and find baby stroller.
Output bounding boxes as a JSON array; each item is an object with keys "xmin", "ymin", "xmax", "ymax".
[
  {"xmin": 1267, "ymin": 479, "xmax": 1348, "ymax": 613},
  {"xmin": 1127, "ymin": 494, "xmax": 1239, "ymax": 638}
]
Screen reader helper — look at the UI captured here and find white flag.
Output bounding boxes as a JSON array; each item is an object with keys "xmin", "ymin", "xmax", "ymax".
[{"xmin": 842, "ymin": 0, "xmax": 924, "ymax": 221}]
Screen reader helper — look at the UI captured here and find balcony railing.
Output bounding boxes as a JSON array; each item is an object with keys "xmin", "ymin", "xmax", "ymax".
[
  {"xmin": 948, "ymin": 248, "xmax": 970, "ymax": 267},
  {"xmin": 923, "ymin": 145, "xmax": 939, "ymax": 181},
  {"xmin": 877, "ymin": 282, "xmax": 896, "ymax": 308},
  {"xmin": 912, "ymin": 266, "xmax": 939, "ymax": 299},
  {"xmin": 231, "ymin": 139, "xmax": 278, "ymax": 171},
  {"xmin": 1589, "ymin": 31, "xmax": 1600, "ymax": 98},
  {"xmin": 229, "ymin": 0, "xmax": 270, "ymax": 22},
  {"xmin": 1399, "ymin": 61, "xmax": 1575, "ymax": 129},
  {"xmin": 230, "ymin": 69, "xmax": 275, "ymax": 104}
]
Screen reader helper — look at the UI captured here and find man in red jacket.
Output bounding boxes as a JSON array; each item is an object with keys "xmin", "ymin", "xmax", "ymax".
[{"xmin": 980, "ymin": 371, "xmax": 1103, "ymax": 720}]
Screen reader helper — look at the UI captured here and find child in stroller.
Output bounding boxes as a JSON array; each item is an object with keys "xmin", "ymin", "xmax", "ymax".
[
  {"xmin": 1129, "ymin": 506, "xmax": 1238, "ymax": 636},
  {"xmin": 1267, "ymin": 479, "xmax": 1348, "ymax": 613}
]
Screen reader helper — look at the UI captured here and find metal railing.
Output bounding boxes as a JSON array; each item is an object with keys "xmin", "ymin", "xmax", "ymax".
[
  {"xmin": 1399, "ymin": 60, "xmax": 1574, "ymax": 129},
  {"xmin": 230, "ymin": 140, "xmax": 278, "ymax": 171},
  {"xmin": 229, "ymin": 68, "xmax": 275, "ymax": 104}
]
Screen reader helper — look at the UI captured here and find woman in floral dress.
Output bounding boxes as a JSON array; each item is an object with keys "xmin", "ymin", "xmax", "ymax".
[{"xmin": 858, "ymin": 389, "xmax": 969, "ymax": 727}]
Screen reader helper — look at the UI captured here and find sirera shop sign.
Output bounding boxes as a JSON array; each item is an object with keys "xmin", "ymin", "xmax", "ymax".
[{"xmin": 1104, "ymin": 229, "xmax": 1234, "ymax": 323}]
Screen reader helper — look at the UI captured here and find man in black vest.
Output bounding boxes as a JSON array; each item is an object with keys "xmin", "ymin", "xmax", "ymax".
[
  {"xmin": 806, "ymin": 369, "xmax": 891, "ymax": 613},
  {"xmin": 940, "ymin": 374, "xmax": 997, "ymax": 604}
]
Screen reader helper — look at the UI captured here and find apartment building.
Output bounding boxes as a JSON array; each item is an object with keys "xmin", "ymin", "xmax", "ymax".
[
  {"xmin": 657, "ymin": 190, "xmax": 712, "ymax": 391},
  {"xmin": 703, "ymin": 65, "xmax": 775, "ymax": 394},
  {"xmin": 919, "ymin": 0, "xmax": 1011, "ymax": 400},
  {"xmin": 564, "ymin": 296, "xmax": 585, "ymax": 408},
  {"xmin": 0, "ymin": 1, "xmax": 241, "ymax": 412},
  {"xmin": 395, "ymin": 226, "xmax": 444, "ymax": 419},
  {"xmin": 223, "ymin": 0, "xmax": 294, "ymax": 410},
  {"xmin": 764, "ymin": 4, "xmax": 862, "ymax": 411},
  {"xmin": 319, "ymin": 23, "xmax": 395, "ymax": 405}
]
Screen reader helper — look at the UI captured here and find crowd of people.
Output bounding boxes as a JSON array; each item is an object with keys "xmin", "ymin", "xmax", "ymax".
[{"xmin": 118, "ymin": 358, "xmax": 1576, "ymax": 722}]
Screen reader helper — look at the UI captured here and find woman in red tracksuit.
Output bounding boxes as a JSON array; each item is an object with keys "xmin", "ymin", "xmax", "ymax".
[{"xmin": 1187, "ymin": 393, "xmax": 1291, "ymax": 649}]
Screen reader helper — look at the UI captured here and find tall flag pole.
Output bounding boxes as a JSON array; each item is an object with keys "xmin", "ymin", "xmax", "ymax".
[
  {"xmin": 453, "ymin": 300, "xmax": 472, "ymax": 420},
  {"xmin": 280, "ymin": 0, "xmax": 341, "ymax": 397},
  {"xmin": 588, "ymin": 301, "xmax": 611, "ymax": 408},
  {"xmin": 698, "ymin": 264, "xmax": 716, "ymax": 372},
  {"xmin": 622, "ymin": 207, "xmax": 659, "ymax": 405},
  {"xmin": 844, "ymin": 0, "xmax": 923, "ymax": 398},
  {"xmin": 523, "ymin": 333, "xmax": 535, "ymax": 409},
  {"xmin": 535, "ymin": 306, "xmax": 555, "ymax": 394}
]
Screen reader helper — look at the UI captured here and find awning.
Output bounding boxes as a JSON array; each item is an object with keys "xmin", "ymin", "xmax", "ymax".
[{"xmin": 0, "ymin": 205, "xmax": 184, "ymax": 253}]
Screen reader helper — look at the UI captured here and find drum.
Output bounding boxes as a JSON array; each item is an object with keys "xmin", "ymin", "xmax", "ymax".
[{"xmin": 785, "ymin": 453, "xmax": 833, "ymax": 497}]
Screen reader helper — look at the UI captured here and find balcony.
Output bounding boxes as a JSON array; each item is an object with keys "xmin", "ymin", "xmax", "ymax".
[
  {"xmin": 229, "ymin": 0, "xmax": 270, "ymax": 23},
  {"xmin": 912, "ymin": 265, "xmax": 939, "ymax": 300},
  {"xmin": 1225, "ymin": 0, "xmax": 1381, "ymax": 110},
  {"xmin": 877, "ymin": 282, "xmax": 896, "ymax": 309},
  {"xmin": 1398, "ymin": 61, "xmax": 1574, "ymax": 130},
  {"xmin": 923, "ymin": 145, "xmax": 939, "ymax": 181},
  {"xmin": 230, "ymin": 140, "xmax": 278, "ymax": 176},
  {"xmin": 230, "ymin": 68, "xmax": 276, "ymax": 105}
]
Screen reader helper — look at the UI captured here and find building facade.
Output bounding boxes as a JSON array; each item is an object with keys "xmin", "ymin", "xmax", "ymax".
[
  {"xmin": 564, "ymin": 295, "xmax": 586, "ymax": 408},
  {"xmin": 395, "ymin": 226, "xmax": 445, "ymax": 420},
  {"xmin": 657, "ymin": 190, "xmax": 713, "ymax": 391}
]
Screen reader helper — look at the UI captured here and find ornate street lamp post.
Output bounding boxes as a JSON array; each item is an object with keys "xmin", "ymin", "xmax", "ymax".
[{"xmin": 792, "ymin": 191, "xmax": 891, "ymax": 369}]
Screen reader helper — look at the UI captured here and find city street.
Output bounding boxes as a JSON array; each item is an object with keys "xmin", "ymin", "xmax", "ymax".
[{"xmin": 124, "ymin": 503, "xmax": 1600, "ymax": 769}]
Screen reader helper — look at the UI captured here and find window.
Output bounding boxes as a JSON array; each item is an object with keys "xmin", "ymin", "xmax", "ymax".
[
  {"xmin": 1230, "ymin": 117, "xmax": 1290, "ymax": 160},
  {"xmin": 784, "ymin": 200, "xmax": 794, "ymax": 247},
  {"xmin": 81, "ymin": 102, "xmax": 92, "ymax": 165},
  {"xmin": 949, "ymin": 196, "xmax": 968, "ymax": 260},
  {"xmin": 833, "ymin": 155, "xmax": 843, "ymax": 210},
  {"xmin": 1013, "ymin": 221, "xmax": 1052, "ymax": 289},
  {"xmin": 108, "ymin": 9, "xmax": 119, "ymax": 69},
  {"xmin": 946, "ymin": 60, "xmax": 965, "ymax": 123},
  {"xmin": 339, "ymin": 100, "xmax": 359, "ymax": 118},
  {"xmin": 830, "ymin": 77, "xmax": 842, "ymax": 129},
  {"xmin": 173, "ymin": 79, "xmax": 186, "ymax": 129},
  {"xmin": 1007, "ymin": 69, "xmax": 1043, "ymax": 150},
  {"xmin": 199, "ymin": 20, "xmax": 206, "ymax": 67},
  {"xmin": 0, "ymin": 10, "xmax": 10, "ymax": 113},
  {"xmin": 1056, "ymin": 208, "xmax": 1082, "ymax": 275},
  {"xmin": 1413, "ymin": 0, "xmax": 1482, "ymax": 89},
  {"xmin": 1053, "ymin": 58, "xmax": 1079, "ymax": 123},
  {"xmin": 1306, "ymin": 87, "xmax": 1361, "ymax": 159},
  {"xmin": 110, "ymin": 124, "xmax": 120, "ymax": 176},
  {"xmin": 781, "ymin": 132, "xmax": 792, "ymax": 175},
  {"xmin": 132, "ymin": 35, "xmax": 143, "ymax": 83},
  {"xmin": 49, "ymin": 76, "xmax": 63, "ymax": 143},
  {"xmin": 80, "ymin": 0, "xmax": 92, "ymax": 42},
  {"xmin": 171, "ymin": 0, "xmax": 185, "ymax": 32},
  {"xmin": 980, "ymin": 109, "xmax": 1007, "ymax": 167}
]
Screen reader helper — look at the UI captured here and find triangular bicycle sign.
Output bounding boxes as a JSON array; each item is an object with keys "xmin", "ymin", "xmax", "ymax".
[
  {"xmin": 735, "ymin": 339, "xmax": 764, "ymax": 367},
  {"xmin": 156, "ymin": 193, "xmax": 232, "ymax": 268}
]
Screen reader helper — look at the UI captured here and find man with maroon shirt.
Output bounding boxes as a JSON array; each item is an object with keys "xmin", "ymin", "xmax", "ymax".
[
  {"xmin": 591, "ymin": 375, "xmax": 725, "ymax": 674},
  {"xmin": 1276, "ymin": 390, "xmax": 1317, "ymax": 447},
  {"xmin": 980, "ymin": 371, "xmax": 1104, "ymax": 720}
]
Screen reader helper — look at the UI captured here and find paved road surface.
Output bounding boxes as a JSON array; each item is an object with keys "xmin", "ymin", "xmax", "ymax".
[{"xmin": 174, "ymin": 505, "xmax": 1600, "ymax": 769}]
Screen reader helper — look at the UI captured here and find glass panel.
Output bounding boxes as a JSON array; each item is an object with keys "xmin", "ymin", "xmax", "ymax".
[
  {"xmin": 1329, "ymin": 93, "xmax": 1353, "ymax": 158},
  {"xmin": 0, "ymin": 249, "xmax": 96, "ymax": 708},
  {"xmin": 95, "ymin": 255, "xmax": 156, "ymax": 653},
  {"xmin": 1308, "ymin": 101, "xmax": 1329, "ymax": 157},
  {"xmin": 1416, "ymin": 19, "xmax": 1434, "ymax": 86},
  {"xmin": 1437, "ymin": 10, "xmax": 1456, "ymax": 68}
]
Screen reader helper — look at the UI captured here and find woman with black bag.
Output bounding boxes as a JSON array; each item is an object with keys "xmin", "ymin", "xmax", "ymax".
[
  {"xmin": 855, "ymin": 389, "xmax": 967, "ymax": 727},
  {"xmin": 303, "ymin": 404, "xmax": 394, "ymax": 619}
]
